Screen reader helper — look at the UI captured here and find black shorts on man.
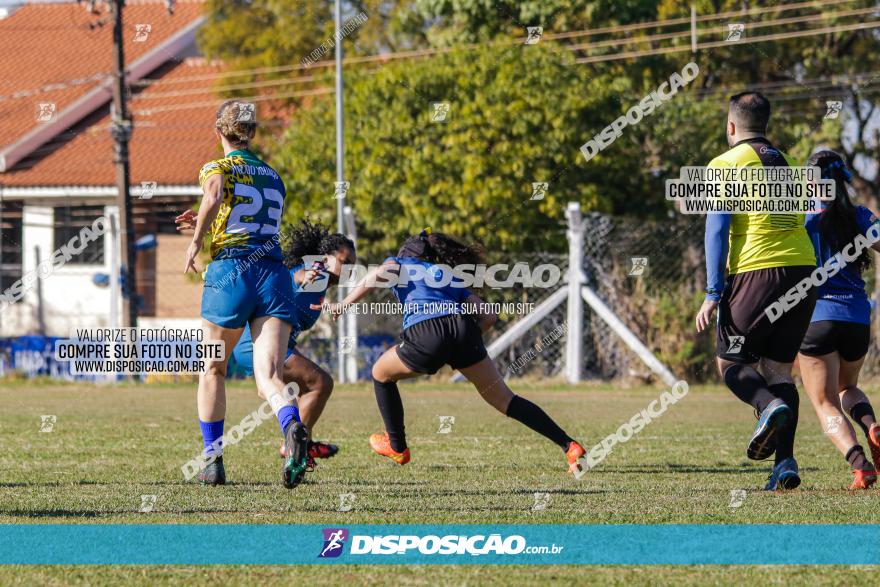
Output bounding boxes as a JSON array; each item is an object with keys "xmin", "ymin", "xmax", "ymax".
[{"xmin": 716, "ymin": 265, "xmax": 817, "ymax": 363}]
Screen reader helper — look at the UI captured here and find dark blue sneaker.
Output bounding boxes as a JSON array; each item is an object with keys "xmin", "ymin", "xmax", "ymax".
[
  {"xmin": 747, "ymin": 399, "xmax": 792, "ymax": 461},
  {"xmin": 764, "ymin": 457, "xmax": 801, "ymax": 491},
  {"xmin": 198, "ymin": 455, "xmax": 226, "ymax": 486}
]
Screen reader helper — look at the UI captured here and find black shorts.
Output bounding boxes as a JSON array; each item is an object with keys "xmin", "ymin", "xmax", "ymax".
[
  {"xmin": 395, "ymin": 314, "xmax": 488, "ymax": 374},
  {"xmin": 799, "ymin": 320, "xmax": 870, "ymax": 362},
  {"xmin": 716, "ymin": 266, "xmax": 817, "ymax": 364}
]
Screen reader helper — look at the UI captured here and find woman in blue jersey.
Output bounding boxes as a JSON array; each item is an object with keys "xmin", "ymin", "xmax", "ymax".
[
  {"xmin": 230, "ymin": 219, "xmax": 355, "ymax": 465},
  {"xmin": 183, "ymin": 100, "xmax": 307, "ymax": 489},
  {"xmin": 797, "ymin": 150, "xmax": 880, "ymax": 489},
  {"xmin": 315, "ymin": 230, "xmax": 586, "ymax": 473}
]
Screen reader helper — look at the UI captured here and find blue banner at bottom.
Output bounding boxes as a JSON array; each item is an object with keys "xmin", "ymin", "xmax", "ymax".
[{"xmin": 0, "ymin": 524, "xmax": 877, "ymax": 565}]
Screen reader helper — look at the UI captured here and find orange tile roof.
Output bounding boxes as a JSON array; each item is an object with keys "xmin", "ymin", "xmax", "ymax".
[
  {"xmin": 0, "ymin": 0, "xmax": 216, "ymax": 187},
  {"xmin": 3, "ymin": 56, "xmax": 228, "ymax": 187}
]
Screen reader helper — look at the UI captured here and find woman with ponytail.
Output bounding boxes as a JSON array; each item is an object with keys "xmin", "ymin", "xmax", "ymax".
[
  {"xmin": 797, "ymin": 150, "xmax": 880, "ymax": 489},
  {"xmin": 179, "ymin": 100, "xmax": 308, "ymax": 488},
  {"xmin": 315, "ymin": 230, "xmax": 586, "ymax": 474}
]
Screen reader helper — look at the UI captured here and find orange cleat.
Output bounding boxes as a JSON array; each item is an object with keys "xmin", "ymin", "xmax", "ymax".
[
  {"xmin": 850, "ymin": 468, "xmax": 878, "ymax": 490},
  {"xmin": 867, "ymin": 423, "xmax": 880, "ymax": 469},
  {"xmin": 369, "ymin": 433, "xmax": 410, "ymax": 465},
  {"xmin": 566, "ymin": 441, "xmax": 586, "ymax": 476}
]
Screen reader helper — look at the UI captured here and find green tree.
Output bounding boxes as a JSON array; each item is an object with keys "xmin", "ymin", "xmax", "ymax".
[
  {"xmin": 273, "ymin": 43, "xmax": 645, "ymax": 258},
  {"xmin": 198, "ymin": 1, "xmax": 427, "ymax": 88}
]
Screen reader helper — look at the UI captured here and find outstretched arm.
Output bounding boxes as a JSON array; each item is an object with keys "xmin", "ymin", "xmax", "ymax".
[
  {"xmin": 311, "ymin": 260, "xmax": 400, "ymax": 320},
  {"xmin": 860, "ymin": 209, "xmax": 880, "ymax": 254}
]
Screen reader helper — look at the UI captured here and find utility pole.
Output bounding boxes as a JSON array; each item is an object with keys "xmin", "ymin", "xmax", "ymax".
[
  {"xmin": 334, "ymin": 0, "xmax": 348, "ymax": 382},
  {"xmin": 110, "ymin": 0, "xmax": 138, "ymax": 328}
]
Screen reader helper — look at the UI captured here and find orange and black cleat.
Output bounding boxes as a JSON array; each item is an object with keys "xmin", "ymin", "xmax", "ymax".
[
  {"xmin": 566, "ymin": 441, "xmax": 586, "ymax": 476},
  {"xmin": 369, "ymin": 432, "xmax": 411, "ymax": 465},
  {"xmin": 850, "ymin": 468, "xmax": 878, "ymax": 490},
  {"xmin": 867, "ymin": 423, "xmax": 880, "ymax": 470}
]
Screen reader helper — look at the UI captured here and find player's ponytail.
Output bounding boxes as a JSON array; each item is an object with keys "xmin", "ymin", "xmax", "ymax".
[
  {"xmin": 426, "ymin": 233, "xmax": 484, "ymax": 267},
  {"xmin": 398, "ymin": 230, "xmax": 484, "ymax": 267},
  {"xmin": 215, "ymin": 99, "xmax": 257, "ymax": 148},
  {"xmin": 808, "ymin": 150, "xmax": 870, "ymax": 273},
  {"xmin": 284, "ymin": 218, "xmax": 355, "ymax": 268}
]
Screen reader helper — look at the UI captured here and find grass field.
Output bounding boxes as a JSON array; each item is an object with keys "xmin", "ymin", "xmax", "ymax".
[{"xmin": 0, "ymin": 378, "xmax": 877, "ymax": 585}]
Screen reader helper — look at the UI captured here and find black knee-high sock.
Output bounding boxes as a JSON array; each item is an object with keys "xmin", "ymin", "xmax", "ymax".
[
  {"xmin": 723, "ymin": 364, "xmax": 776, "ymax": 413},
  {"xmin": 846, "ymin": 445, "xmax": 871, "ymax": 471},
  {"xmin": 373, "ymin": 378, "xmax": 406, "ymax": 452},
  {"xmin": 849, "ymin": 402, "xmax": 876, "ymax": 438},
  {"xmin": 769, "ymin": 382, "xmax": 799, "ymax": 464},
  {"xmin": 506, "ymin": 395, "xmax": 573, "ymax": 449}
]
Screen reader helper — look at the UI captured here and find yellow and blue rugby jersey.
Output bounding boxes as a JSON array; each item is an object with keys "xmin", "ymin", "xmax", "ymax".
[
  {"xmin": 198, "ymin": 149, "xmax": 286, "ymax": 261},
  {"xmin": 707, "ymin": 138, "xmax": 815, "ymax": 274}
]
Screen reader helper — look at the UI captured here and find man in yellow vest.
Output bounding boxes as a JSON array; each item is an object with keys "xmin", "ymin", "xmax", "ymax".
[{"xmin": 695, "ymin": 92, "xmax": 817, "ymax": 490}]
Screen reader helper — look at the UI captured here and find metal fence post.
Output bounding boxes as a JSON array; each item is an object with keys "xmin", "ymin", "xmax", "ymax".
[{"xmin": 565, "ymin": 202, "xmax": 584, "ymax": 384}]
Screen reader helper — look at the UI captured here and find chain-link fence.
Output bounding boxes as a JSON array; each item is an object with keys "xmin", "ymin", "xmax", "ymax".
[
  {"xmin": 578, "ymin": 213, "xmax": 709, "ymax": 381},
  {"xmin": 474, "ymin": 211, "xmax": 880, "ymax": 383},
  {"xmin": 477, "ymin": 213, "xmax": 712, "ymax": 382}
]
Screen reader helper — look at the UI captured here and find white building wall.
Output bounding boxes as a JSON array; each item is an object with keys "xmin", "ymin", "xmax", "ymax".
[{"xmin": 0, "ymin": 204, "xmax": 115, "ymax": 337}]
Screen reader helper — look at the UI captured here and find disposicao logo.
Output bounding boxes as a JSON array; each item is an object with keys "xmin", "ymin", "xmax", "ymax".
[{"xmin": 318, "ymin": 528, "xmax": 349, "ymax": 558}]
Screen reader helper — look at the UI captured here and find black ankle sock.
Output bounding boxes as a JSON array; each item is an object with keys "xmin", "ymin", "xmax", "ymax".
[
  {"xmin": 846, "ymin": 445, "xmax": 872, "ymax": 472},
  {"xmin": 723, "ymin": 364, "xmax": 776, "ymax": 413},
  {"xmin": 373, "ymin": 378, "xmax": 406, "ymax": 452},
  {"xmin": 769, "ymin": 382, "xmax": 799, "ymax": 464},
  {"xmin": 505, "ymin": 395, "xmax": 573, "ymax": 449},
  {"xmin": 849, "ymin": 402, "xmax": 876, "ymax": 438}
]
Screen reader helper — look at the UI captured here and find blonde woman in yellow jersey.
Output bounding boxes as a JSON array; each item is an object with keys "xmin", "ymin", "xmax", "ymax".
[
  {"xmin": 183, "ymin": 100, "xmax": 308, "ymax": 489},
  {"xmin": 694, "ymin": 92, "xmax": 816, "ymax": 491}
]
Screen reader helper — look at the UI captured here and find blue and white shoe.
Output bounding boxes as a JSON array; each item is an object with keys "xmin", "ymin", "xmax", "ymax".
[
  {"xmin": 747, "ymin": 399, "xmax": 792, "ymax": 461},
  {"xmin": 764, "ymin": 457, "xmax": 801, "ymax": 491}
]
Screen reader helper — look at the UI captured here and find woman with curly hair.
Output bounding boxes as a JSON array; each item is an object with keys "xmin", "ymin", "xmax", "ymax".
[{"xmin": 232, "ymin": 219, "xmax": 355, "ymax": 467}]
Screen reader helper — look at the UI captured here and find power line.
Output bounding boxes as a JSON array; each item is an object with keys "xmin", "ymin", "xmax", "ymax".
[
  {"xmin": 134, "ymin": 6, "xmax": 880, "ymax": 104},
  {"xmin": 129, "ymin": 18, "xmax": 880, "ymax": 116},
  {"xmin": 129, "ymin": 8, "xmax": 880, "ymax": 110},
  {"xmin": 3, "ymin": 0, "xmax": 877, "ymax": 126},
  {"xmin": 546, "ymin": 0, "xmax": 860, "ymax": 40},
  {"xmin": 567, "ymin": 4, "xmax": 880, "ymax": 52},
  {"xmin": 574, "ymin": 20, "xmax": 880, "ymax": 64},
  {"xmin": 131, "ymin": 87, "xmax": 334, "ymax": 116},
  {"xmin": 130, "ymin": 0, "xmax": 867, "ymax": 89},
  {"xmin": 3, "ymin": 0, "xmax": 872, "ymax": 101}
]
